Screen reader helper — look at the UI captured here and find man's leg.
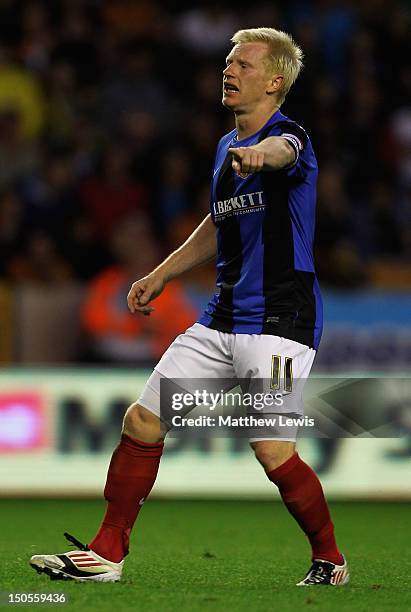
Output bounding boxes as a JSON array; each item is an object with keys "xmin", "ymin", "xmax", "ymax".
[
  {"xmin": 251, "ymin": 440, "xmax": 343, "ymax": 565},
  {"xmin": 89, "ymin": 404, "xmax": 164, "ymax": 563},
  {"xmin": 30, "ymin": 323, "xmax": 236, "ymax": 582},
  {"xmin": 89, "ymin": 323, "xmax": 237, "ymax": 564}
]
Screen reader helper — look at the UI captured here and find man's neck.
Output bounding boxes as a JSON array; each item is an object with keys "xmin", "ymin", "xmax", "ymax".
[{"xmin": 235, "ymin": 105, "xmax": 280, "ymax": 140}]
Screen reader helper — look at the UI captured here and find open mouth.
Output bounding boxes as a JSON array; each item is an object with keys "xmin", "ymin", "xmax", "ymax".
[{"xmin": 223, "ymin": 83, "xmax": 239, "ymax": 94}]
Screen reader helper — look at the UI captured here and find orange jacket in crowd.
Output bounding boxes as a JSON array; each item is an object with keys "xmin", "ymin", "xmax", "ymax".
[{"xmin": 82, "ymin": 266, "xmax": 198, "ymax": 360}]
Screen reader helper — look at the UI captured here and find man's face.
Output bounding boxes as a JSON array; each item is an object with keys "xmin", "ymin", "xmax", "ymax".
[{"xmin": 222, "ymin": 42, "xmax": 276, "ymax": 112}]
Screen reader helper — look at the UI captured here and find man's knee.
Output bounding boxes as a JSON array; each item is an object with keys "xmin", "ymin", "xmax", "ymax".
[
  {"xmin": 123, "ymin": 403, "xmax": 163, "ymax": 443},
  {"xmin": 251, "ymin": 440, "xmax": 296, "ymax": 472}
]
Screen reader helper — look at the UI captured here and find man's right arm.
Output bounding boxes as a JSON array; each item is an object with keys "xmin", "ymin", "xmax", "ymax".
[{"xmin": 127, "ymin": 214, "xmax": 216, "ymax": 315}]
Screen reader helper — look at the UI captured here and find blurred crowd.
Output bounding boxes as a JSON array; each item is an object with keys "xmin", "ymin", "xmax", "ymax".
[{"xmin": 0, "ymin": 0, "xmax": 410, "ymax": 363}]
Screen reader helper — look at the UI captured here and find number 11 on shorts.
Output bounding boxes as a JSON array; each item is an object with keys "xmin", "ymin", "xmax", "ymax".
[{"xmin": 271, "ymin": 355, "xmax": 293, "ymax": 392}]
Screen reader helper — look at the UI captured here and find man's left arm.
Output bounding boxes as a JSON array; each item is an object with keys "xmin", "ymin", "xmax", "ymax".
[{"xmin": 228, "ymin": 136, "xmax": 296, "ymax": 175}]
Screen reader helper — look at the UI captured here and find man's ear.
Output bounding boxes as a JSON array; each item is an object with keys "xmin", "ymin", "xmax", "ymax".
[{"xmin": 267, "ymin": 74, "xmax": 283, "ymax": 96}]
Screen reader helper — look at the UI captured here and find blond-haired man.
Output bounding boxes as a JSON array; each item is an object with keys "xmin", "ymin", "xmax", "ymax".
[{"xmin": 30, "ymin": 28, "xmax": 348, "ymax": 587}]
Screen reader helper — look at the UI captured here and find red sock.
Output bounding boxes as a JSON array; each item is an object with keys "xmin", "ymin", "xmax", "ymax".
[
  {"xmin": 89, "ymin": 434, "xmax": 163, "ymax": 563},
  {"xmin": 268, "ymin": 453, "xmax": 343, "ymax": 565}
]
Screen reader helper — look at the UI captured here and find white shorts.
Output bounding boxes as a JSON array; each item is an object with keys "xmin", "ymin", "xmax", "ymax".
[{"xmin": 138, "ymin": 323, "xmax": 316, "ymax": 441}]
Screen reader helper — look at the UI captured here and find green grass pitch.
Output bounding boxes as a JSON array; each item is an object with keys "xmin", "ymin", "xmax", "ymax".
[{"xmin": 1, "ymin": 499, "xmax": 410, "ymax": 611}]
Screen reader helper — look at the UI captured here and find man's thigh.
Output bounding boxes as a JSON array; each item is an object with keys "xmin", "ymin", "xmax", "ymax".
[
  {"xmin": 233, "ymin": 334, "xmax": 316, "ymax": 442},
  {"xmin": 138, "ymin": 323, "xmax": 236, "ymax": 418},
  {"xmin": 233, "ymin": 334, "xmax": 315, "ymax": 383}
]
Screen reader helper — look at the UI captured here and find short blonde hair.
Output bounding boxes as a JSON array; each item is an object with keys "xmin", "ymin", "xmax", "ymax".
[{"xmin": 231, "ymin": 27, "xmax": 303, "ymax": 105}]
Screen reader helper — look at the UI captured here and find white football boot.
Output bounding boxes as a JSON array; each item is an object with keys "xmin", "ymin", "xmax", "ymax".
[
  {"xmin": 30, "ymin": 532, "xmax": 123, "ymax": 582},
  {"xmin": 297, "ymin": 555, "xmax": 349, "ymax": 586}
]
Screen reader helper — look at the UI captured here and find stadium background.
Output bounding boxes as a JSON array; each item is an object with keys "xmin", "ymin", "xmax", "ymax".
[
  {"xmin": 0, "ymin": 1, "xmax": 410, "ymax": 608},
  {"xmin": 0, "ymin": 0, "xmax": 410, "ymax": 591}
]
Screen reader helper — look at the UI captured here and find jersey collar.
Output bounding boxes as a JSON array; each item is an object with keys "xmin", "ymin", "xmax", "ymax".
[{"xmin": 232, "ymin": 109, "xmax": 284, "ymax": 146}]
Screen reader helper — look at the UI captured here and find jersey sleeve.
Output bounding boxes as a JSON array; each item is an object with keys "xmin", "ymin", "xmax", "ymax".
[{"xmin": 272, "ymin": 120, "xmax": 310, "ymax": 179}]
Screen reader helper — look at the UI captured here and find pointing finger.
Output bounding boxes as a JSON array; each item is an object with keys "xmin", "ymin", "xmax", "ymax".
[{"xmin": 228, "ymin": 147, "xmax": 246, "ymax": 159}]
